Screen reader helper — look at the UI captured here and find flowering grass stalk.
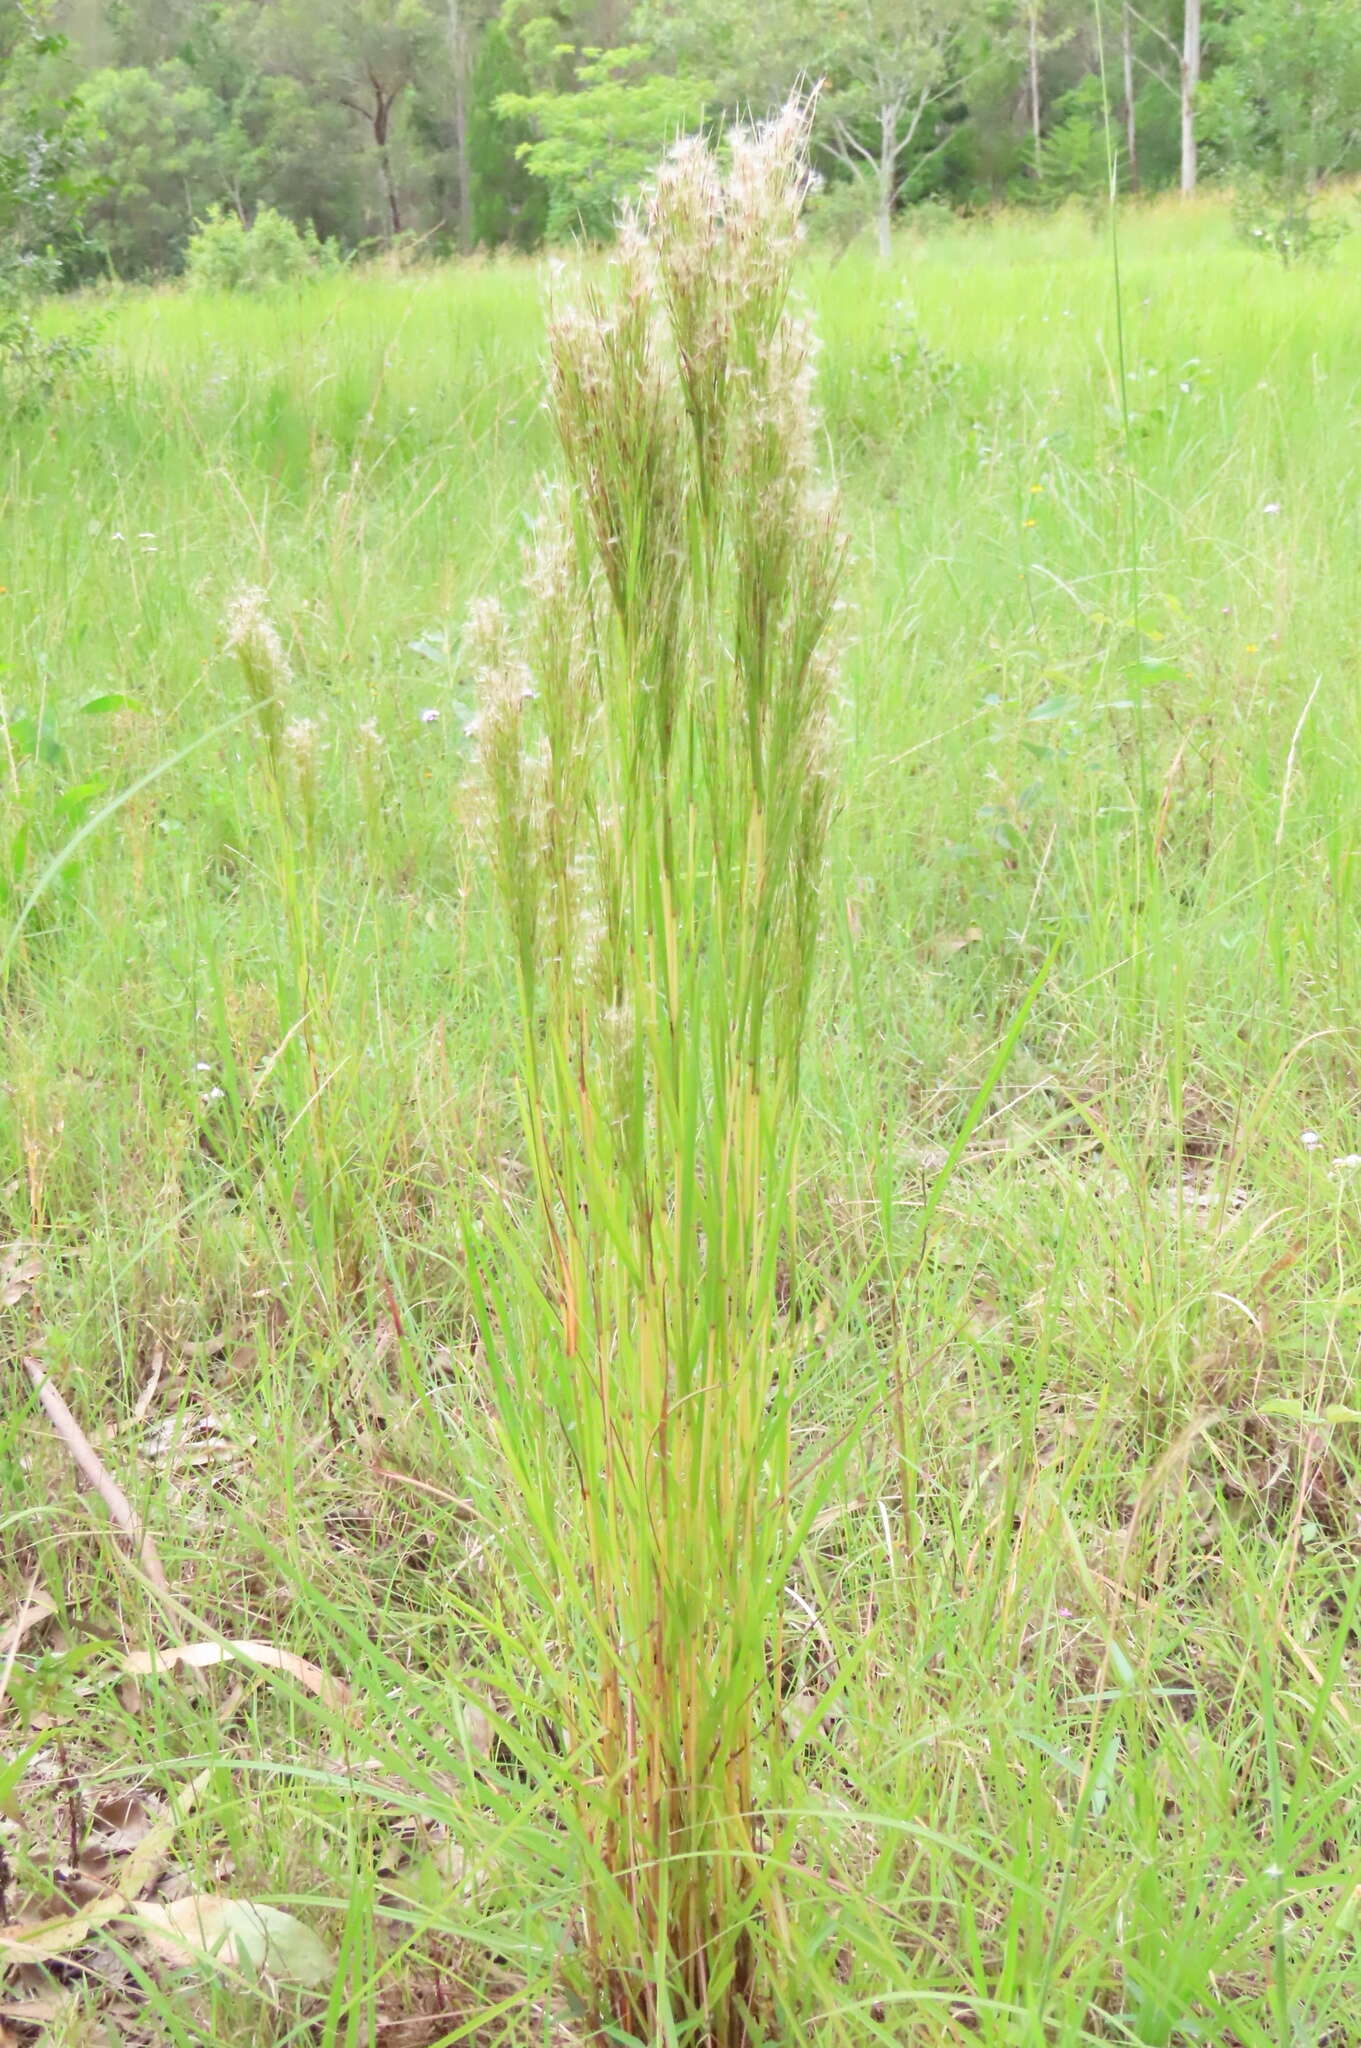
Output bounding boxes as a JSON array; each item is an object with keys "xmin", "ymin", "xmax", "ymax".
[
  {"xmin": 467, "ymin": 99, "xmax": 844, "ymax": 2044},
  {"xmin": 227, "ymin": 589, "xmax": 354, "ymax": 1306}
]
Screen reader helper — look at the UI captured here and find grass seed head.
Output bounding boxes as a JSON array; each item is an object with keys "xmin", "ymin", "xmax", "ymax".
[{"xmin": 227, "ymin": 584, "xmax": 290, "ymax": 769}]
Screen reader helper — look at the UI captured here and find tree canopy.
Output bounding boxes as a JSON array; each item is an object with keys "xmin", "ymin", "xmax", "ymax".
[{"xmin": 0, "ymin": 0, "xmax": 1356, "ymax": 277}]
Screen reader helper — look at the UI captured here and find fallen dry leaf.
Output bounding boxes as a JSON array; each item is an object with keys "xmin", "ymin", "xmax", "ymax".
[
  {"xmin": 122, "ymin": 1641, "xmax": 349, "ymax": 1712},
  {"xmin": 130, "ymin": 1349, "xmax": 166, "ymax": 1426},
  {"xmin": 138, "ymin": 1411, "xmax": 242, "ymax": 1467},
  {"xmin": 85, "ymin": 1792, "xmax": 154, "ymax": 1859},
  {"xmin": 0, "ymin": 1989, "xmax": 80, "ymax": 2022},
  {"xmin": 377, "ymin": 1823, "xmax": 475, "ymax": 1910},
  {"xmin": 1, "ymin": 1244, "xmax": 41, "ymax": 1309},
  {"xmin": 934, "ymin": 925, "xmax": 984, "ymax": 955},
  {"xmin": 0, "ymin": 1767, "xmax": 210, "ymax": 1966},
  {"xmin": 460, "ymin": 1700, "xmax": 494, "ymax": 1759},
  {"xmin": 0, "ymin": 1587, "xmax": 57, "ymax": 1668},
  {"xmin": 131, "ymin": 1896, "xmax": 334, "ymax": 1987}
]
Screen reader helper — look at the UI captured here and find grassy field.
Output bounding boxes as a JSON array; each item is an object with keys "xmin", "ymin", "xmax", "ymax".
[{"xmin": 2, "ymin": 190, "xmax": 1361, "ymax": 2045}]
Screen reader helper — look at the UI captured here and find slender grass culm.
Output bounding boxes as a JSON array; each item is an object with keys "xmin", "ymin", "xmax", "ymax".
[
  {"xmin": 226, "ymin": 589, "xmax": 354, "ymax": 1310},
  {"xmin": 466, "ymin": 99, "xmax": 844, "ymax": 2045}
]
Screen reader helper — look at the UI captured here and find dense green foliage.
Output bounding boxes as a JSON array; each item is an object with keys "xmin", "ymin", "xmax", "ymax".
[
  {"xmin": 0, "ymin": 4, "xmax": 94, "ymax": 389},
  {"xmin": 466, "ymin": 20, "xmax": 544, "ymax": 249},
  {"xmin": 3, "ymin": 0, "xmax": 1360, "ymax": 274},
  {"xmin": 497, "ymin": 42, "xmax": 705, "ymax": 240}
]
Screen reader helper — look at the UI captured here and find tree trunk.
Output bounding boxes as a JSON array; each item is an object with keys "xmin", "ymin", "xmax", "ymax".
[
  {"xmin": 876, "ymin": 105, "xmax": 895, "ymax": 260},
  {"xmin": 1028, "ymin": 6, "xmax": 1042, "ymax": 178},
  {"xmin": 449, "ymin": 0, "xmax": 473, "ymax": 254},
  {"xmin": 1122, "ymin": 2, "xmax": 1138, "ymax": 190},
  {"xmin": 1180, "ymin": 0, "xmax": 1200, "ymax": 196},
  {"xmin": 373, "ymin": 95, "xmax": 403, "ymax": 239},
  {"xmin": 380, "ymin": 144, "xmax": 402, "ymax": 238}
]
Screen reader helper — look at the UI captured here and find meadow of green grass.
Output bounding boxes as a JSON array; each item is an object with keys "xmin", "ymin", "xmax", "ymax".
[{"xmin": 2, "ymin": 193, "xmax": 1361, "ymax": 2045}]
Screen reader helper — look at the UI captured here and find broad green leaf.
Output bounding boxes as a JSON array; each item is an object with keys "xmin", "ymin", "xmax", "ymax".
[
  {"xmin": 78, "ymin": 692, "xmax": 142, "ymax": 716},
  {"xmin": 55, "ymin": 777, "xmax": 106, "ymax": 820}
]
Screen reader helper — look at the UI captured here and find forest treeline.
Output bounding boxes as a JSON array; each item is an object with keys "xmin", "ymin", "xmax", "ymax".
[{"xmin": 2, "ymin": 0, "xmax": 1360, "ymax": 281}]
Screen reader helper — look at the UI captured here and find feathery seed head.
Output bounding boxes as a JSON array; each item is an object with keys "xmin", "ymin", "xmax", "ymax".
[
  {"xmin": 283, "ymin": 716, "xmax": 320, "ymax": 769},
  {"xmin": 227, "ymin": 585, "xmax": 290, "ymax": 766},
  {"xmin": 227, "ymin": 586, "xmax": 290, "ymax": 698}
]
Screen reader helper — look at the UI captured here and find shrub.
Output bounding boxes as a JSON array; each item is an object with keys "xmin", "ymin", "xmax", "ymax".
[
  {"xmin": 820, "ymin": 296, "xmax": 961, "ymax": 455},
  {"xmin": 1231, "ymin": 176, "xmax": 1350, "ymax": 266},
  {"xmin": 804, "ymin": 168, "xmax": 877, "ymax": 255},
  {"xmin": 185, "ymin": 205, "xmax": 336, "ymax": 292},
  {"xmin": 0, "ymin": 251, "xmax": 100, "ymax": 412}
]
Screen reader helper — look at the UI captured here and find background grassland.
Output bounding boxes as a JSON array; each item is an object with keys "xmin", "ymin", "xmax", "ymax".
[{"xmin": 2, "ymin": 195, "xmax": 1361, "ymax": 2045}]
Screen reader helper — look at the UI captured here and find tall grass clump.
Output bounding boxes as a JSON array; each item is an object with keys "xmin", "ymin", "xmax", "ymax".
[{"xmin": 466, "ymin": 98, "xmax": 844, "ymax": 2044}]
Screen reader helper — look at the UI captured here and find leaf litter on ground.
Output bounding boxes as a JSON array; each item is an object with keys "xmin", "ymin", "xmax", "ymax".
[{"xmin": 0, "ymin": 1654, "xmax": 342, "ymax": 2030}]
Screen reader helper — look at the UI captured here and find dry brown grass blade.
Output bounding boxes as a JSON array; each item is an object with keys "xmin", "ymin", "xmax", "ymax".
[
  {"xmin": 22, "ymin": 1357, "xmax": 169, "ymax": 1595},
  {"xmin": 369, "ymin": 1462, "xmax": 474, "ymax": 1515}
]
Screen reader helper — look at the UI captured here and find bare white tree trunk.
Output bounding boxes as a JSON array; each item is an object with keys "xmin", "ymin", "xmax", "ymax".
[
  {"xmin": 876, "ymin": 104, "xmax": 896, "ymax": 260},
  {"xmin": 1028, "ymin": 5, "xmax": 1043, "ymax": 177},
  {"xmin": 1180, "ymin": 0, "xmax": 1201, "ymax": 195},
  {"xmin": 448, "ymin": 0, "xmax": 473, "ymax": 253},
  {"xmin": 1122, "ymin": 2, "xmax": 1138, "ymax": 190}
]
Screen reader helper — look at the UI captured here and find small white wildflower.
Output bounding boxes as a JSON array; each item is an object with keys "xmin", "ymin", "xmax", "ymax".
[
  {"xmin": 1262, "ymin": 501, "xmax": 1282, "ymax": 516},
  {"xmin": 1333, "ymin": 1154, "xmax": 1361, "ymax": 1171},
  {"xmin": 194, "ymin": 1061, "xmax": 212, "ymax": 1073},
  {"xmin": 200, "ymin": 1085, "xmax": 226, "ymax": 1104},
  {"xmin": 419, "ymin": 707, "xmax": 440, "ymax": 724},
  {"xmin": 1301, "ymin": 1130, "xmax": 1322, "ymax": 1152}
]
